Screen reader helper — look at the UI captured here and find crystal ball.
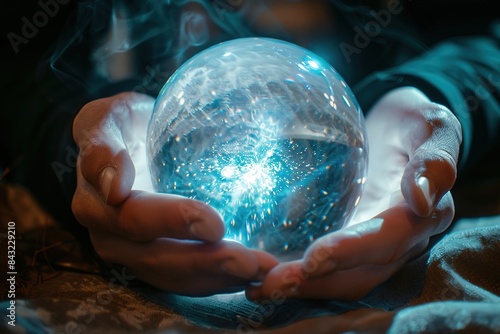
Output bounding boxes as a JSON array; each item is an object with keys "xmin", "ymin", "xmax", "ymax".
[{"xmin": 147, "ymin": 37, "xmax": 368, "ymax": 261}]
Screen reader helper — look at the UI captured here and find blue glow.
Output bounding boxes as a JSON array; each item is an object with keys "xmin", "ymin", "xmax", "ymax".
[
  {"xmin": 307, "ymin": 60, "xmax": 320, "ymax": 69},
  {"xmin": 147, "ymin": 38, "xmax": 368, "ymax": 260}
]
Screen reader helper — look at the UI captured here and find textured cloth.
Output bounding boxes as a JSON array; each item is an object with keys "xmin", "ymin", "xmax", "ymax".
[
  {"xmin": 2, "ymin": 2, "xmax": 500, "ymax": 333},
  {"xmin": 1, "ymin": 183, "xmax": 499, "ymax": 333},
  {"xmin": 133, "ymin": 221, "xmax": 500, "ymax": 332}
]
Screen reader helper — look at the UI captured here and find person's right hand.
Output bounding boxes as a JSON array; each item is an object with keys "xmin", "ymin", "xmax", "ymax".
[
  {"xmin": 71, "ymin": 92, "xmax": 278, "ymax": 296},
  {"xmin": 245, "ymin": 87, "xmax": 461, "ymax": 301}
]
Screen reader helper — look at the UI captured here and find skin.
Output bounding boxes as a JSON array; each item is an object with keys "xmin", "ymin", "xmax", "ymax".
[
  {"xmin": 71, "ymin": 86, "xmax": 462, "ymax": 299},
  {"xmin": 245, "ymin": 86, "xmax": 462, "ymax": 301},
  {"xmin": 72, "ymin": 92, "xmax": 278, "ymax": 296}
]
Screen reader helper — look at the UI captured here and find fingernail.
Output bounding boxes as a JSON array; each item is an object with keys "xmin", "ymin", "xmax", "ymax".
[
  {"xmin": 99, "ymin": 166, "xmax": 116, "ymax": 203},
  {"xmin": 417, "ymin": 176, "xmax": 435, "ymax": 213}
]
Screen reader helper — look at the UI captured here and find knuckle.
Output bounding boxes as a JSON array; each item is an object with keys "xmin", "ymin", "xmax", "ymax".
[
  {"xmin": 73, "ymin": 100, "xmax": 106, "ymax": 140},
  {"xmin": 73, "ymin": 96, "xmax": 126, "ymax": 151},
  {"xmin": 424, "ymin": 103, "xmax": 450, "ymax": 124},
  {"xmin": 412, "ymin": 106, "xmax": 461, "ymax": 171},
  {"xmin": 106, "ymin": 92, "xmax": 136, "ymax": 123},
  {"xmin": 425, "ymin": 104, "xmax": 463, "ymax": 143}
]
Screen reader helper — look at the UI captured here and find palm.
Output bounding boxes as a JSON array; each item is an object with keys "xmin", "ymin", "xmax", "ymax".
[
  {"xmin": 245, "ymin": 87, "xmax": 461, "ymax": 301},
  {"xmin": 350, "ymin": 105, "xmax": 408, "ymax": 226}
]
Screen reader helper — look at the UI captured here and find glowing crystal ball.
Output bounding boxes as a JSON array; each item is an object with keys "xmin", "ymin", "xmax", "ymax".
[{"xmin": 147, "ymin": 37, "xmax": 368, "ymax": 260}]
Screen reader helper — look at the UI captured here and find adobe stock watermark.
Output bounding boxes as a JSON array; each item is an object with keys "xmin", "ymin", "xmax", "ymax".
[
  {"xmin": 7, "ymin": 0, "xmax": 71, "ymax": 54},
  {"xmin": 339, "ymin": 0, "xmax": 405, "ymax": 63}
]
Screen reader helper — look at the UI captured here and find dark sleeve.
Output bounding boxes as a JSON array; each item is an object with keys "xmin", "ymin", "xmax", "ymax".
[
  {"xmin": 0, "ymin": 56, "xmax": 80, "ymax": 232},
  {"xmin": 1, "ymin": 1, "xmax": 136, "ymax": 231},
  {"xmin": 0, "ymin": 1, "xmax": 83, "ymax": 232},
  {"xmin": 353, "ymin": 21, "xmax": 500, "ymax": 173}
]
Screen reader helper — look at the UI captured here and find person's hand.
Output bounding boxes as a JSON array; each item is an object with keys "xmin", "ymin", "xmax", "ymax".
[
  {"xmin": 71, "ymin": 92, "xmax": 277, "ymax": 296},
  {"xmin": 246, "ymin": 86, "xmax": 462, "ymax": 301}
]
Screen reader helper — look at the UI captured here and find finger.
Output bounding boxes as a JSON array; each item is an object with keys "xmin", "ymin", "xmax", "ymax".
[
  {"xmin": 245, "ymin": 261, "xmax": 302, "ymax": 301},
  {"xmin": 251, "ymin": 249, "xmax": 280, "ymax": 281},
  {"xmin": 72, "ymin": 181, "xmax": 225, "ymax": 242},
  {"xmin": 118, "ymin": 190, "xmax": 225, "ymax": 242},
  {"xmin": 303, "ymin": 192, "xmax": 454, "ymax": 278},
  {"xmin": 400, "ymin": 105, "xmax": 462, "ymax": 216},
  {"xmin": 247, "ymin": 245, "xmax": 423, "ymax": 301},
  {"xmin": 79, "ymin": 146, "xmax": 135, "ymax": 206},
  {"xmin": 90, "ymin": 231, "xmax": 263, "ymax": 296},
  {"xmin": 73, "ymin": 94, "xmax": 141, "ymax": 205}
]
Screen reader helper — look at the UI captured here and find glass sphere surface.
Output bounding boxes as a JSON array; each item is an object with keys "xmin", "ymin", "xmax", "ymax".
[{"xmin": 147, "ymin": 37, "xmax": 368, "ymax": 261}]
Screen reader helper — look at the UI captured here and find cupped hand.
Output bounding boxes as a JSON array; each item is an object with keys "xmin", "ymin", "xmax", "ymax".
[
  {"xmin": 246, "ymin": 87, "xmax": 462, "ymax": 301},
  {"xmin": 71, "ymin": 92, "xmax": 277, "ymax": 296}
]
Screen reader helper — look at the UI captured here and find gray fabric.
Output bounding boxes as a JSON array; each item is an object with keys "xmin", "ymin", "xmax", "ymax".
[
  {"xmin": 133, "ymin": 220, "xmax": 500, "ymax": 332},
  {"xmin": 1, "ymin": 183, "xmax": 499, "ymax": 333}
]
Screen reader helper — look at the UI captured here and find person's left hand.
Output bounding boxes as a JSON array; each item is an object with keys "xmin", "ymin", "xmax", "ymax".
[{"xmin": 246, "ymin": 87, "xmax": 462, "ymax": 301}]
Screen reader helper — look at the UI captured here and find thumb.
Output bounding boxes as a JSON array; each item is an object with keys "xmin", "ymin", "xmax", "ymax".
[
  {"xmin": 400, "ymin": 106, "xmax": 462, "ymax": 216},
  {"xmin": 73, "ymin": 99, "xmax": 136, "ymax": 205},
  {"xmin": 81, "ymin": 147, "xmax": 135, "ymax": 205}
]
